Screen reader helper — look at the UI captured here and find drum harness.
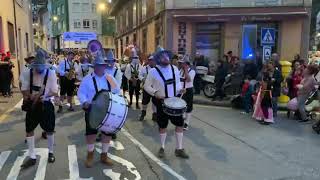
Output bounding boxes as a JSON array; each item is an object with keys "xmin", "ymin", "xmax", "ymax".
[
  {"xmin": 91, "ymin": 73, "xmax": 111, "ymax": 94},
  {"xmin": 30, "ymin": 68, "xmax": 49, "ymax": 97},
  {"xmin": 154, "ymin": 65, "xmax": 176, "ymax": 98}
]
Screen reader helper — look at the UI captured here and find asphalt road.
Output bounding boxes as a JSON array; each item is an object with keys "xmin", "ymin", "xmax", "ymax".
[{"xmin": 0, "ymin": 99, "xmax": 320, "ymax": 180}]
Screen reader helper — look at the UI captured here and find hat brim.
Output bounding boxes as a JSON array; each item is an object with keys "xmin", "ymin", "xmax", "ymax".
[
  {"xmin": 29, "ymin": 64, "xmax": 51, "ymax": 68},
  {"xmin": 153, "ymin": 50, "xmax": 173, "ymax": 61},
  {"xmin": 24, "ymin": 56, "xmax": 35, "ymax": 60}
]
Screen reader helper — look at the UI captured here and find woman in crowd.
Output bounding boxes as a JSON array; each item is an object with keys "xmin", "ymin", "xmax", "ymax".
[
  {"xmin": 212, "ymin": 60, "xmax": 228, "ymax": 101},
  {"xmin": 296, "ymin": 65, "xmax": 318, "ymax": 122}
]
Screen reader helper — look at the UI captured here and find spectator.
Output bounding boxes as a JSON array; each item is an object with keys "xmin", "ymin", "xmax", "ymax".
[
  {"xmin": 271, "ymin": 53, "xmax": 282, "ymax": 72},
  {"xmin": 229, "ymin": 58, "xmax": 243, "ymax": 95},
  {"xmin": 297, "ymin": 65, "xmax": 318, "ymax": 122},
  {"xmin": 286, "ymin": 61, "xmax": 303, "ymax": 99},
  {"xmin": 193, "ymin": 53, "xmax": 209, "ymax": 94},
  {"xmin": 241, "ymin": 76, "xmax": 254, "ymax": 114},
  {"xmin": 267, "ymin": 61, "xmax": 283, "ymax": 117},
  {"xmin": 243, "ymin": 60, "xmax": 258, "ymax": 80},
  {"xmin": 212, "ymin": 60, "xmax": 228, "ymax": 101}
]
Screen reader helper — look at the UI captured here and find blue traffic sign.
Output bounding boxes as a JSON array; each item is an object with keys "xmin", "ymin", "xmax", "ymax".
[
  {"xmin": 261, "ymin": 28, "xmax": 275, "ymax": 46},
  {"xmin": 63, "ymin": 32, "xmax": 97, "ymax": 41}
]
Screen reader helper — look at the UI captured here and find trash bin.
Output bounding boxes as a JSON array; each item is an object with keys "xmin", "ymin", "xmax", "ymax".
[{"xmin": 279, "ymin": 61, "xmax": 291, "ymax": 103}]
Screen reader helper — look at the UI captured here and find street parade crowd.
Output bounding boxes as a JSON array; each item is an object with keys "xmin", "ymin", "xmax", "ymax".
[{"xmin": 4, "ymin": 40, "xmax": 320, "ymax": 169}]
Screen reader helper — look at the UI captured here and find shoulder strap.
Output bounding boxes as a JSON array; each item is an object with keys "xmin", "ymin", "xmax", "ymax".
[
  {"xmin": 64, "ymin": 60, "xmax": 67, "ymax": 70},
  {"xmin": 171, "ymin": 65, "xmax": 176, "ymax": 96},
  {"xmin": 81, "ymin": 66, "xmax": 85, "ymax": 77},
  {"xmin": 42, "ymin": 69, "xmax": 50, "ymax": 95},
  {"xmin": 29, "ymin": 69, "xmax": 33, "ymax": 94},
  {"xmin": 146, "ymin": 66, "xmax": 149, "ymax": 74},
  {"xmin": 92, "ymin": 74, "xmax": 98, "ymax": 94},
  {"xmin": 114, "ymin": 68, "xmax": 118, "ymax": 78}
]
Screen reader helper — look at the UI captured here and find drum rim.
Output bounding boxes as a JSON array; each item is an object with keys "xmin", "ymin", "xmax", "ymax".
[
  {"xmin": 97, "ymin": 91, "xmax": 113, "ymax": 130},
  {"xmin": 89, "ymin": 90, "xmax": 112, "ymax": 130},
  {"xmin": 163, "ymin": 97, "xmax": 187, "ymax": 109},
  {"xmin": 112, "ymin": 94, "xmax": 129, "ymax": 133}
]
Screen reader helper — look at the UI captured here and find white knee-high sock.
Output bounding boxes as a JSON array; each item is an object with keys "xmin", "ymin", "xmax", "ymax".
[
  {"xmin": 102, "ymin": 143, "xmax": 110, "ymax": 153},
  {"xmin": 175, "ymin": 132, "xmax": 183, "ymax": 150},
  {"xmin": 87, "ymin": 144, "xmax": 95, "ymax": 152},
  {"xmin": 160, "ymin": 133, "xmax": 167, "ymax": 149},
  {"xmin": 185, "ymin": 113, "xmax": 192, "ymax": 125},
  {"xmin": 47, "ymin": 134, "xmax": 54, "ymax": 153},
  {"xmin": 27, "ymin": 136, "xmax": 36, "ymax": 159}
]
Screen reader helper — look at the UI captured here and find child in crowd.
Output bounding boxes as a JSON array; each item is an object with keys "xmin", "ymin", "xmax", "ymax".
[{"xmin": 241, "ymin": 76, "xmax": 253, "ymax": 114}]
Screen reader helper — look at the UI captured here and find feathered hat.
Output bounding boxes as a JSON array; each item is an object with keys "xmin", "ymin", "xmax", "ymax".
[
  {"xmin": 29, "ymin": 49, "xmax": 51, "ymax": 68},
  {"xmin": 153, "ymin": 46, "xmax": 173, "ymax": 65}
]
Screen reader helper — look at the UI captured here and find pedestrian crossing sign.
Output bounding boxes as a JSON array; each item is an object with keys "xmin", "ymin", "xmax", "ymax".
[{"xmin": 261, "ymin": 28, "xmax": 275, "ymax": 46}]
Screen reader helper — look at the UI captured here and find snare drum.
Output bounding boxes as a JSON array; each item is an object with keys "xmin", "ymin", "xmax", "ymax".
[
  {"xmin": 88, "ymin": 90, "xmax": 128, "ymax": 134},
  {"xmin": 163, "ymin": 97, "xmax": 187, "ymax": 116}
]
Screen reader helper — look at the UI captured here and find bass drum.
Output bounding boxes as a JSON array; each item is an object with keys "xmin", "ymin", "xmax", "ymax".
[{"xmin": 88, "ymin": 90, "xmax": 128, "ymax": 134}]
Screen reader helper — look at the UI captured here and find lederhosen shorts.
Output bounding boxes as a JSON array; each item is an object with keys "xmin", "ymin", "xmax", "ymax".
[
  {"xmin": 26, "ymin": 101, "xmax": 55, "ymax": 133},
  {"xmin": 182, "ymin": 88, "xmax": 194, "ymax": 113},
  {"xmin": 121, "ymin": 74, "xmax": 128, "ymax": 91},
  {"xmin": 142, "ymin": 89, "xmax": 154, "ymax": 105},
  {"xmin": 60, "ymin": 76, "xmax": 75, "ymax": 96},
  {"xmin": 152, "ymin": 98, "xmax": 184, "ymax": 129}
]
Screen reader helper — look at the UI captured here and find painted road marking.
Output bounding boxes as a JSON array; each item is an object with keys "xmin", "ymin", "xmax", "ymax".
[
  {"xmin": 121, "ymin": 129, "xmax": 187, "ymax": 180},
  {"xmin": 7, "ymin": 148, "xmax": 48, "ymax": 180},
  {"xmin": 103, "ymin": 169, "xmax": 121, "ymax": 180},
  {"xmin": 66, "ymin": 145, "xmax": 93, "ymax": 180},
  {"xmin": 96, "ymin": 141, "xmax": 125, "ymax": 151},
  {"xmin": 0, "ymin": 151, "xmax": 11, "ymax": 171}
]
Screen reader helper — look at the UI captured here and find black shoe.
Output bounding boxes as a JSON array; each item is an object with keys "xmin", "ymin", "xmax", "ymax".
[
  {"xmin": 112, "ymin": 134, "xmax": 117, "ymax": 140},
  {"xmin": 260, "ymin": 121, "xmax": 271, "ymax": 125},
  {"xmin": 152, "ymin": 113, "xmax": 157, "ymax": 121},
  {"xmin": 158, "ymin": 148, "xmax": 165, "ymax": 158},
  {"xmin": 139, "ymin": 110, "xmax": 146, "ymax": 121},
  {"xmin": 299, "ymin": 119, "xmax": 310, "ymax": 123},
  {"xmin": 96, "ymin": 133, "xmax": 102, "ymax": 142},
  {"xmin": 57, "ymin": 106, "xmax": 63, "ymax": 113},
  {"xmin": 183, "ymin": 123, "xmax": 189, "ymax": 131},
  {"xmin": 48, "ymin": 153, "xmax": 55, "ymax": 163},
  {"xmin": 21, "ymin": 158, "xmax": 37, "ymax": 169},
  {"xmin": 175, "ymin": 149, "xmax": 189, "ymax": 159},
  {"xmin": 41, "ymin": 132, "xmax": 47, "ymax": 139}
]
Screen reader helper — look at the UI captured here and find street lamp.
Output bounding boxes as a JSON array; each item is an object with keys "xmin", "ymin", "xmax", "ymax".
[
  {"xmin": 98, "ymin": 3, "xmax": 106, "ymax": 11},
  {"xmin": 53, "ymin": 16, "xmax": 58, "ymax": 22}
]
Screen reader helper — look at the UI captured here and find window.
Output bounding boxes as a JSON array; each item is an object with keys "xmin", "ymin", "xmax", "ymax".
[
  {"xmin": 61, "ymin": 4, "xmax": 64, "ymax": 14},
  {"xmin": 72, "ymin": 3, "xmax": 81, "ymax": 12},
  {"xmin": 92, "ymin": 3, "xmax": 96, "ymax": 13},
  {"xmin": 92, "ymin": 20, "xmax": 97, "ymax": 29},
  {"xmin": 133, "ymin": 2, "xmax": 137, "ymax": 26},
  {"xmin": 142, "ymin": 0, "xmax": 147, "ymax": 21},
  {"xmin": 57, "ymin": 6, "xmax": 60, "ymax": 15},
  {"xmin": 125, "ymin": 9, "xmax": 129, "ymax": 27},
  {"xmin": 83, "ymin": 19, "xmax": 90, "ymax": 28},
  {"xmin": 25, "ymin": 33, "xmax": 29, "ymax": 52},
  {"xmin": 58, "ymin": 22, "xmax": 62, "ymax": 30},
  {"xmin": 61, "ymin": 20, "xmax": 64, "ymax": 31},
  {"xmin": 7, "ymin": 22, "xmax": 15, "ymax": 53},
  {"xmin": 82, "ymin": 3, "xmax": 90, "ymax": 12},
  {"xmin": 73, "ymin": 19, "xmax": 81, "ymax": 28},
  {"xmin": 142, "ymin": 29, "xmax": 147, "ymax": 53}
]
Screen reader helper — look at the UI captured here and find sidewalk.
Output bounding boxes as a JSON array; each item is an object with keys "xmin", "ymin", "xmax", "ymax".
[
  {"xmin": 193, "ymin": 94, "xmax": 287, "ymax": 110},
  {"xmin": 0, "ymin": 88, "xmax": 22, "ymax": 115}
]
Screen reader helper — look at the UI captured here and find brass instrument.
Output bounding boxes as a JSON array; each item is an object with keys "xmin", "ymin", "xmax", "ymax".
[{"xmin": 66, "ymin": 62, "xmax": 76, "ymax": 80}]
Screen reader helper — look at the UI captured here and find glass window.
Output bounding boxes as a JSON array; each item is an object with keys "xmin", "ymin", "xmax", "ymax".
[
  {"xmin": 7, "ymin": 22, "xmax": 15, "ymax": 53},
  {"xmin": 74, "ymin": 19, "xmax": 81, "ymax": 28},
  {"xmin": 57, "ymin": 6, "xmax": 60, "ymax": 15},
  {"xmin": 92, "ymin": 3, "xmax": 96, "ymax": 13},
  {"xmin": 61, "ymin": 4, "xmax": 64, "ymax": 14},
  {"xmin": 83, "ymin": 19, "xmax": 90, "ymax": 28},
  {"xmin": 142, "ymin": 0, "xmax": 147, "ymax": 21},
  {"xmin": 58, "ymin": 22, "xmax": 61, "ymax": 30},
  {"xmin": 126, "ymin": 9, "xmax": 129, "ymax": 27},
  {"xmin": 92, "ymin": 20, "xmax": 97, "ymax": 29},
  {"xmin": 133, "ymin": 2, "xmax": 137, "ymax": 26}
]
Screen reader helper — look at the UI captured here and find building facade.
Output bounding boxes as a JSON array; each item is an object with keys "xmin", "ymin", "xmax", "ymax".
[
  {"xmin": 0, "ymin": 0, "xmax": 33, "ymax": 85},
  {"xmin": 111, "ymin": 0, "xmax": 312, "ymax": 63}
]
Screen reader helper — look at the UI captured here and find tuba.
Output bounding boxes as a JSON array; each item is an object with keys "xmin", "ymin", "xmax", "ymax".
[{"xmin": 87, "ymin": 40, "xmax": 103, "ymax": 60}]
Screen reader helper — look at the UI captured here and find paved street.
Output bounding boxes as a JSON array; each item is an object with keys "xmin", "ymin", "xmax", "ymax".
[{"xmin": 0, "ymin": 99, "xmax": 320, "ymax": 180}]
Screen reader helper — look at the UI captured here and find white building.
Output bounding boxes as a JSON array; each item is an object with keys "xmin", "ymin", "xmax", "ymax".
[{"xmin": 66, "ymin": 0, "xmax": 103, "ymax": 49}]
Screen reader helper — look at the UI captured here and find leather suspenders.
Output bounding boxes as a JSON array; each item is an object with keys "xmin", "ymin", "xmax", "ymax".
[
  {"xmin": 30, "ymin": 69, "xmax": 49, "ymax": 95},
  {"xmin": 154, "ymin": 65, "xmax": 176, "ymax": 98},
  {"xmin": 92, "ymin": 74, "xmax": 111, "ymax": 94}
]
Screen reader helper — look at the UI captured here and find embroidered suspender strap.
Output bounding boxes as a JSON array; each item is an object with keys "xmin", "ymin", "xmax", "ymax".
[{"xmin": 29, "ymin": 69, "xmax": 33, "ymax": 94}]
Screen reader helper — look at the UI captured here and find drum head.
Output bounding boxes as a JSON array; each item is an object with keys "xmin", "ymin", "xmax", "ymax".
[
  {"xmin": 88, "ymin": 90, "xmax": 111, "ymax": 129},
  {"xmin": 164, "ymin": 97, "xmax": 187, "ymax": 109}
]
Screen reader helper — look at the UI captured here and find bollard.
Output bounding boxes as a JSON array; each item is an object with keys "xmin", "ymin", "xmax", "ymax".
[{"xmin": 278, "ymin": 61, "xmax": 291, "ymax": 103}]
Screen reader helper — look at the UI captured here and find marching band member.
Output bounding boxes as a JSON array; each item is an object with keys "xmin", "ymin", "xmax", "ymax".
[
  {"xmin": 105, "ymin": 50, "xmax": 123, "ymax": 85},
  {"xmin": 20, "ymin": 49, "xmax": 59, "ymax": 168},
  {"xmin": 144, "ymin": 47, "xmax": 189, "ymax": 159},
  {"xmin": 177, "ymin": 55, "xmax": 196, "ymax": 130},
  {"xmin": 57, "ymin": 51, "xmax": 76, "ymax": 113},
  {"xmin": 139, "ymin": 54, "xmax": 157, "ymax": 121},
  {"xmin": 76, "ymin": 56, "xmax": 92, "ymax": 82},
  {"xmin": 77, "ymin": 51, "xmax": 120, "ymax": 168},
  {"xmin": 125, "ymin": 48, "xmax": 142, "ymax": 109}
]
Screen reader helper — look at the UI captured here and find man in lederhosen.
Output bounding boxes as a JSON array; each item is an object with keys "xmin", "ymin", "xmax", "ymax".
[
  {"xmin": 20, "ymin": 49, "xmax": 59, "ymax": 168},
  {"xmin": 76, "ymin": 55, "xmax": 92, "ymax": 82},
  {"xmin": 77, "ymin": 51, "xmax": 120, "ymax": 168},
  {"xmin": 139, "ymin": 54, "xmax": 157, "ymax": 121},
  {"xmin": 124, "ymin": 48, "xmax": 142, "ymax": 109},
  {"xmin": 57, "ymin": 51, "xmax": 76, "ymax": 113},
  {"xmin": 144, "ymin": 47, "xmax": 189, "ymax": 159},
  {"xmin": 178, "ymin": 55, "xmax": 196, "ymax": 130}
]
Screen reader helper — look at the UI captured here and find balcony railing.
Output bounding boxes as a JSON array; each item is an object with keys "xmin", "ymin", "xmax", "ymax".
[{"xmin": 172, "ymin": 0, "xmax": 312, "ymax": 9}]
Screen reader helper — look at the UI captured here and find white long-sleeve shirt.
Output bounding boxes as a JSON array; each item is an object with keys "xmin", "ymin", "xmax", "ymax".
[
  {"xmin": 58, "ymin": 59, "xmax": 74, "ymax": 77},
  {"xmin": 76, "ymin": 63, "xmax": 92, "ymax": 81},
  {"xmin": 77, "ymin": 72, "xmax": 120, "ymax": 105},
  {"xmin": 139, "ymin": 65, "xmax": 153, "ymax": 81},
  {"xmin": 144, "ymin": 65, "xmax": 182, "ymax": 98},
  {"xmin": 124, "ymin": 63, "xmax": 142, "ymax": 80},
  {"xmin": 21, "ymin": 68, "xmax": 58, "ymax": 101},
  {"xmin": 180, "ymin": 68, "xmax": 196, "ymax": 89},
  {"xmin": 105, "ymin": 67, "xmax": 123, "ymax": 85}
]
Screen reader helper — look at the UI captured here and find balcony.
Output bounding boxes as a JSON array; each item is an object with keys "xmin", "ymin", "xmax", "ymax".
[{"xmin": 171, "ymin": 0, "xmax": 312, "ymax": 9}]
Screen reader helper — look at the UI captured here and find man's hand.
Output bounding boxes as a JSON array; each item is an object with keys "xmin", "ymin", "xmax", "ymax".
[
  {"xmin": 82, "ymin": 102, "xmax": 91, "ymax": 110},
  {"xmin": 180, "ymin": 88, "xmax": 186, "ymax": 95}
]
